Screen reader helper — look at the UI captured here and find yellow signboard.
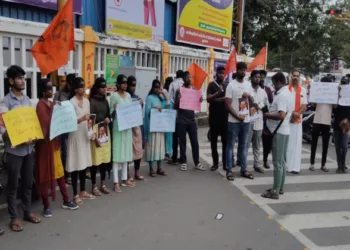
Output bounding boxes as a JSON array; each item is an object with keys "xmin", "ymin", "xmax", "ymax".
[{"xmin": 2, "ymin": 107, "xmax": 44, "ymax": 147}]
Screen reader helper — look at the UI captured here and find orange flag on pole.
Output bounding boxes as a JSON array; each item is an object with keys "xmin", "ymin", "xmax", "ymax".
[
  {"xmin": 247, "ymin": 47, "xmax": 267, "ymax": 72},
  {"xmin": 31, "ymin": 0, "xmax": 75, "ymax": 76},
  {"xmin": 187, "ymin": 63, "xmax": 208, "ymax": 89},
  {"xmin": 224, "ymin": 48, "xmax": 237, "ymax": 77}
]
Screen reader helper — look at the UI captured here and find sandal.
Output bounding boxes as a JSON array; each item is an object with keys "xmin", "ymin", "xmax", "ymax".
[
  {"xmin": 0, "ymin": 228, "xmax": 4, "ymax": 236},
  {"xmin": 180, "ymin": 164, "xmax": 187, "ymax": 171},
  {"xmin": 100, "ymin": 185, "xmax": 111, "ymax": 194},
  {"xmin": 122, "ymin": 180, "xmax": 135, "ymax": 187},
  {"xmin": 194, "ymin": 163, "xmax": 205, "ymax": 171},
  {"xmin": 134, "ymin": 173, "xmax": 145, "ymax": 181},
  {"xmin": 10, "ymin": 220, "xmax": 23, "ymax": 232},
  {"xmin": 149, "ymin": 169, "xmax": 157, "ymax": 177},
  {"xmin": 226, "ymin": 171, "xmax": 234, "ymax": 181},
  {"xmin": 23, "ymin": 213, "xmax": 41, "ymax": 224},
  {"xmin": 261, "ymin": 191, "xmax": 279, "ymax": 200},
  {"xmin": 321, "ymin": 166, "xmax": 329, "ymax": 172},
  {"xmin": 79, "ymin": 191, "xmax": 96, "ymax": 200},
  {"xmin": 65, "ymin": 177, "xmax": 72, "ymax": 185},
  {"xmin": 114, "ymin": 183, "xmax": 122, "ymax": 193},
  {"xmin": 92, "ymin": 186, "xmax": 102, "ymax": 196},
  {"xmin": 210, "ymin": 165, "xmax": 219, "ymax": 171},
  {"xmin": 73, "ymin": 195, "xmax": 83, "ymax": 206},
  {"xmin": 266, "ymin": 188, "xmax": 284, "ymax": 195},
  {"xmin": 241, "ymin": 171, "xmax": 254, "ymax": 180},
  {"xmin": 157, "ymin": 169, "xmax": 167, "ymax": 176}
]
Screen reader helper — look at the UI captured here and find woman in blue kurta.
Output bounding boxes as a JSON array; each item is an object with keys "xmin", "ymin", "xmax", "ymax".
[
  {"xmin": 144, "ymin": 80, "xmax": 168, "ymax": 177},
  {"xmin": 110, "ymin": 75, "xmax": 134, "ymax": 192}
]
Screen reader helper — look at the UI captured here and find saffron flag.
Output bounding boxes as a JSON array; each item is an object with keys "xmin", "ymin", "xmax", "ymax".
[
  {"xmin": 247, "ymin": 47, "xmax": 267, "ymax": 72},
  {"xmin": 187, "ymin": 63, "xmax": 208, "ymax": 90},
  {"xmin": 31, "ymin": 0, "xmax": 75, "ymax": 76},
  {"xmin": 224, "ymin": 48, "xmax": 237, "ymax": 77}
]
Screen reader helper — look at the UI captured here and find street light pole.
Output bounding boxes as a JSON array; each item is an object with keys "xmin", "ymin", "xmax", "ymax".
[{"xmin": 235, "ymin": 0, "xmax": 245, "ymax": 54}]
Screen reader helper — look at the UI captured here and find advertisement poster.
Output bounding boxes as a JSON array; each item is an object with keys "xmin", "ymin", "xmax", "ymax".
[
  {"xmin": 3, "ymin": 0, "xmax": 83, "ymax": 14},
  {"xmin": 105, "ymin": 54, "xmax": 120, "ymax": 92},
  {"xmin": 105, "ymin": 0, "xmax": 164, "ymax": 42},
  {"xmin": 176, "ymin": 0, "xmax": 233, "ymax": 50}
]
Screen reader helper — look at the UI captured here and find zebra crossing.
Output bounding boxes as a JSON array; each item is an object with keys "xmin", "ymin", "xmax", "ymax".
[{"xmin": 195, "ymin": 137, "xmax": 350, "ymax": 250}]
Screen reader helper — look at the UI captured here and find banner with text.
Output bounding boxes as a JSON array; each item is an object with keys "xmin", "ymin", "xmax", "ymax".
[
  {"xmin": 50, "ymin": 101, "xmax": 78, "ymax": 140},
  {"xmin": 4, "ymin": 0, "xmax": 83, "ymax": 14},
  {"xmin": 150, "ymin": 109, "xmax": 176, "ymax": 133},
  {"xmin": 106, "ymin": 0, "xmax": 164, "ymax": 42},
  {"xmin": 117, "ymin": 102, "xmax": 143, "ymax": 131},
  {"xmin": 309, "ymin": 82, "xmax": 339, "ymax": 104},
  {"xmin": 339, "ymin": 85, "xmax": 350, "ymax": 106},
  {"xmin": 176, "ymin": 0, "xmax": 233, "ymax": 50}
]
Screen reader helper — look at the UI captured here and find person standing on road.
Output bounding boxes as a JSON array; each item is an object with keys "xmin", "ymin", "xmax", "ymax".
[
  {"xmin": 127, "ymin": 76, "xmax": 145, "ymax": 181},
  {"xmin": 174, "ymin": 71, "xmax": 204, "ymax": 171},
  {"xmin": 89, "ymin": 77, "xmax": 112, "ymax": 195},
  {"xmin": 225, "ymin": 62, "xmax": 254, "ymax": 181},
  {"xmin": 110, "ymin": 75, "xmax": 135, "ymax": 193},
  {"xmin": 207, "ymin": 66, "xmax": 228, "ymax": 171},
  {"xmin": 168, "ymin": 70, "xmax": 184, "ymax": 165},
  {"xmin": 259, "ymin": 70, "xmax": 273, "ymax": 104},
  {"xmin": 334, "ymin": 76, "xmax": 350, "ymax": 173},
  {"xmin": 246, "ymin": 70, "xmax": 268, "ymax": 174},
  {"xmin": 0, "ymin": 65, "xmax": 41, "ymax": 232},
  {"xmin": 144, "ymin": 80, "xmax": 168, "ymax": 177},
  {"xmin": 163, "ymin": 76, "xmax": 174, "ymax": 160},
  {"xmin": 54, "ymin": 73, "xmax": 75, "ymax": 185},
  {"xmin": 66, "ymin": 77, "xmax": 95, "ymax": 206},
  {"xmin": 261, "ymin": 72, "xmax": 293, "ymax": 199},
  {"xmin": 309, "ymin": 76, "xmax": 334, "ymax": 173},
  {"xmin": 36, "ymin": 79, "xmax": 78, "ymax": 218},
  {"xmin": 286, "ymin": 70, "xmax": 308, "ymax": 174}
]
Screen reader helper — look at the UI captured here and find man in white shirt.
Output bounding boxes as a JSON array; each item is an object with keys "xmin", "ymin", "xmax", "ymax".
[
  {"xmin": 246, "ymin": 70, "xmax": 268, "ymax": 173},
  {"xmin": 309, "ymin": 76, "xmax": 333, "ymax": 172},
  {"xmin": 261, "ymin": 72, "xmax": 293, "ymax": 199},
  {"xmin": 286, "ymin": 70, "xmax": 308, "ymax": 174},
  {"xmin": 225, "ymin": 62, "xmax": 254, "ymax": 181}
]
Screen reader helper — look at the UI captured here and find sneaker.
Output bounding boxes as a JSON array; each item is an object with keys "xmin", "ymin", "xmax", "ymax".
[
  {"xmin": 321, "ymin": 165, "xmax": 329, "ymax": 172},
  {"xmin": 62, "ymin": 201, "xmax": 79, "ymax": 210},
  {"xmin": 180, "ymin": 164, "xmax": 187, "ymax": 171},
  {"xmin": 43, "ymin": 208, "xmax": 52, "ymax": 218},
  {"xmin": 309, "ymin": 165, "xmax": 315, "ymax": 171}
]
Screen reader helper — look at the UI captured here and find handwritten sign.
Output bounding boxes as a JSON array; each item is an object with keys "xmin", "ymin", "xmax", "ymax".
[
  {"xmin": 50, "ymin": 101, "xmax": 78, "ymax": 140},
  {"xmin": 91, "ymin": 124, "xmax": 111, "ymax": 166},
  {"xmin": 339, "ymin": 85, "xmax": 350, "ymax": 106},
  {"xmin": 117, "ymin": 102, "xmax": 143, "ymax": 131},
  {"xmin": 309, "ymin": 82, "xmax": 339, "ymax": 104},
  {"xmin": 179, "ymin": 87, "xmax": 201, "ymax": 111},
  {"xmin": 150, "ymin": 109, "xmax": 177, "ymax": 132},
  {"xmin": 2, "ymin": 107, "xmax": 44, "ymax": 147}
]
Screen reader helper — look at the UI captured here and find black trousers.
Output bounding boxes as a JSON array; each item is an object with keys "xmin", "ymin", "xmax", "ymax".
[
  {"xmin": 262, "ymin": 132, "xmax": 273, "ymax": 163},
  {"xmin": 209, "ymin": 120, "xmax": 227, "ymax": 167},
  {"xmin": 71, "ymin": 169, "xmax": 87, "ymax": 196},
  {"xmin": 310, "ymin": 124, "xmax": 331, "ymax": 166},
  {"xmin": 90, "ymin": 163, "xmax": 107, "ymax": 185},
  {"xmin": 171, "ymin": 125, "xmax": 179, "ymax": 161},
  {"xmin": 177, "ymin": 122, "xmax": 200, "ymax": 165},
  {"xmin": 6, "ymin": 153, "xmax": 34, "ymax": 220}
]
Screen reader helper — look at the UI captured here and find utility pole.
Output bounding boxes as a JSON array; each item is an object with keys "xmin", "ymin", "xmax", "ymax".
[{"xmin": 235, "ymin": 0, "xmax": 244, "ymax": 54}]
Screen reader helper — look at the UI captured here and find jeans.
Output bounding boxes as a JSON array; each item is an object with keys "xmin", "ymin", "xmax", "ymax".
[
  {"xmin": 209, "ymin": 120, "xmax": 227, "ymax": 167},
  {"xmin": 271, "ymin": 134, "xmax": 289, "ymax": 194},
  {"xmin": 246, "ymin": 123, "xmax": 262, "ymax": 168},
  {"xmin": 226, "ymin": 122, "xmax": 250, "ymax": 173},
  {"xmin": 177, "ymin": 122, "xmax": 200, "ymax": 165},
  {"xmin": 310, "ymin": 124, "xmax": 331, "ymax": 166},
  {"xmin": 334, "ymin": 130, "xmax": 349, "ymax": 168},
  {"xmin": 6, "ymin": 153, "xmax": 34, "ymax": 219}
]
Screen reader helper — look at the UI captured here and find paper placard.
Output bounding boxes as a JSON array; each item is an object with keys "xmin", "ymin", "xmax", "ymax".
[
  {"xmin": 150, "ymin": 109, "xmax": 177, "ymax": 132},
  {"xmin": 3, "ymin": 107, "xmax": 44, "ymax": 147},
  {"xmin": 117, "ymin": 102, "xmax": 143, "ymax": 131},
  {"xmin": 179, "ymin": 87, "xmax": 201, "ymax": 111},
  {"xmin": 309, "ymin": 82, "xmax": 339, "ymax": 104},
  {"xmin": 50, "ymin": 101, "xmax": 78, "ymax": 140},
  {"xmin": 339, "ymin": 85, "xmax": 350, "ymax": 106},
  {"xmin": 91, "ymin": 123, "xmax": 111, "ymax": 166}
]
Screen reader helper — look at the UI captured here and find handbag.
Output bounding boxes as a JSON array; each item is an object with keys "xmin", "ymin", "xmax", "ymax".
[{"xmin": 263, "ymin": 112, "xmax": 288, "ymax": 137}]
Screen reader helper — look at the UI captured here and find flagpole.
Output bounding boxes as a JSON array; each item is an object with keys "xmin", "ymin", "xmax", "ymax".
[
  {"xmin": 265, "ymin": 42, "xmax": 268, "ymax": 70},
  {"xmin": 56, "ymin": 0, "xmax": 68, "ymax": 89}
]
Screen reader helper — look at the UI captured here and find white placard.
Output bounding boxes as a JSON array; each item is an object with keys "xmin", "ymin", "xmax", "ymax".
[
  {"xmin": 309, "ymin": 82, "xmax": 339, "ymax": 104},
  {"xmin": 339, "ymin": 85, "xmax": 350, "ymax": 106}
]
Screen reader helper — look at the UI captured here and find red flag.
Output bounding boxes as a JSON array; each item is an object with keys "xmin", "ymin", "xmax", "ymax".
[
  {"xmin": 247, "ymin": 47, "xmax": 267, "ymax": 72},
  {"xmin": 31, "ymin": 0, "xmax": 75, "ymax": 76},
  {"xmin": 224, "ymin": 48, "xmax": 237, "ymax": 77},
  {"xmin": 187, "ymin": 63, "xmax": 208, "ymax": 89}
]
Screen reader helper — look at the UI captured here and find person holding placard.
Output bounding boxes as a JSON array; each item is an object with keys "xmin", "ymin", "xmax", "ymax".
[
  {"xmin": 163, "ymin": 76, "xmax": 174, "ymax": 160},
  {"xmin": 127, "ymin": 76, "xmax": 144, "ymax": 181},
  {"xmin": 89, "ymin": 77, "xmax": 112, "ymax": 195},
  {"xmin": 110, "ymin": 75, "xmax": 135, "ymax": 193},
  {"xmin": 66, "ymin": 77, "xmax": 95, "ymax": 205},
  {"xmin": 286, "ymin": 70, "xmax": 308, "ymax": 174},
  {"xmin": 334, "ymin": 76, "xmax": 350, "ymax": 174},
  {"xmin": 144, "ymin": 80, "xmax": 168, "ymax": 177},
  {"xmin": 36, "ymin": 79, "xmax": 78, "ymax": 218},
  {"xmin": 174, "ymin": 71, "xmax": 204, "ymax": 171},
  {"xmin": 309, "ymin": 76, "xmax": 334, "ymax": 173},
  {"xmin": 0, "ymin": 65, "xmax": 40, "ymax": 232}
]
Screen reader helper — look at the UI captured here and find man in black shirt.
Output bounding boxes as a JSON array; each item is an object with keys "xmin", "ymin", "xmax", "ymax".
[{"xmin": 207, "ymin": 66, "xmax": 228, "ymax": 171}]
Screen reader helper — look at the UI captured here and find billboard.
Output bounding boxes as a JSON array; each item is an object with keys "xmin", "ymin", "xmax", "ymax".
[
  {"xmin": 3, "ymin": 0, "xmax": 83, "ymax": 14},
  {"xmin": 176, "ymin": 0, "xmax": 233, "ymax": 51},
  {"xmin": 105, "ymin": 0, "xmax": 164, "ymax": 42}
]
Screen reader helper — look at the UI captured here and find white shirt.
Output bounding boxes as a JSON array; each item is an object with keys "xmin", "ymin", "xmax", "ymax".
[
  {"xmin": 251, "ymin": 85, "xmax": 268, "ymax": 131},
  {"xmin": 266, "ymin": 86, "xmax": 293, "ymax": 135},
  {"xmin": 225, "ymin": 79, "xmax": 253, "ymax": 123},
  {"xmin": 169, "ymin": 78, "xmax": 184, "ymax": 103},
  {"xmin": 313, "ymin": 104, "xmax": 333, "ymax": 125}
]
